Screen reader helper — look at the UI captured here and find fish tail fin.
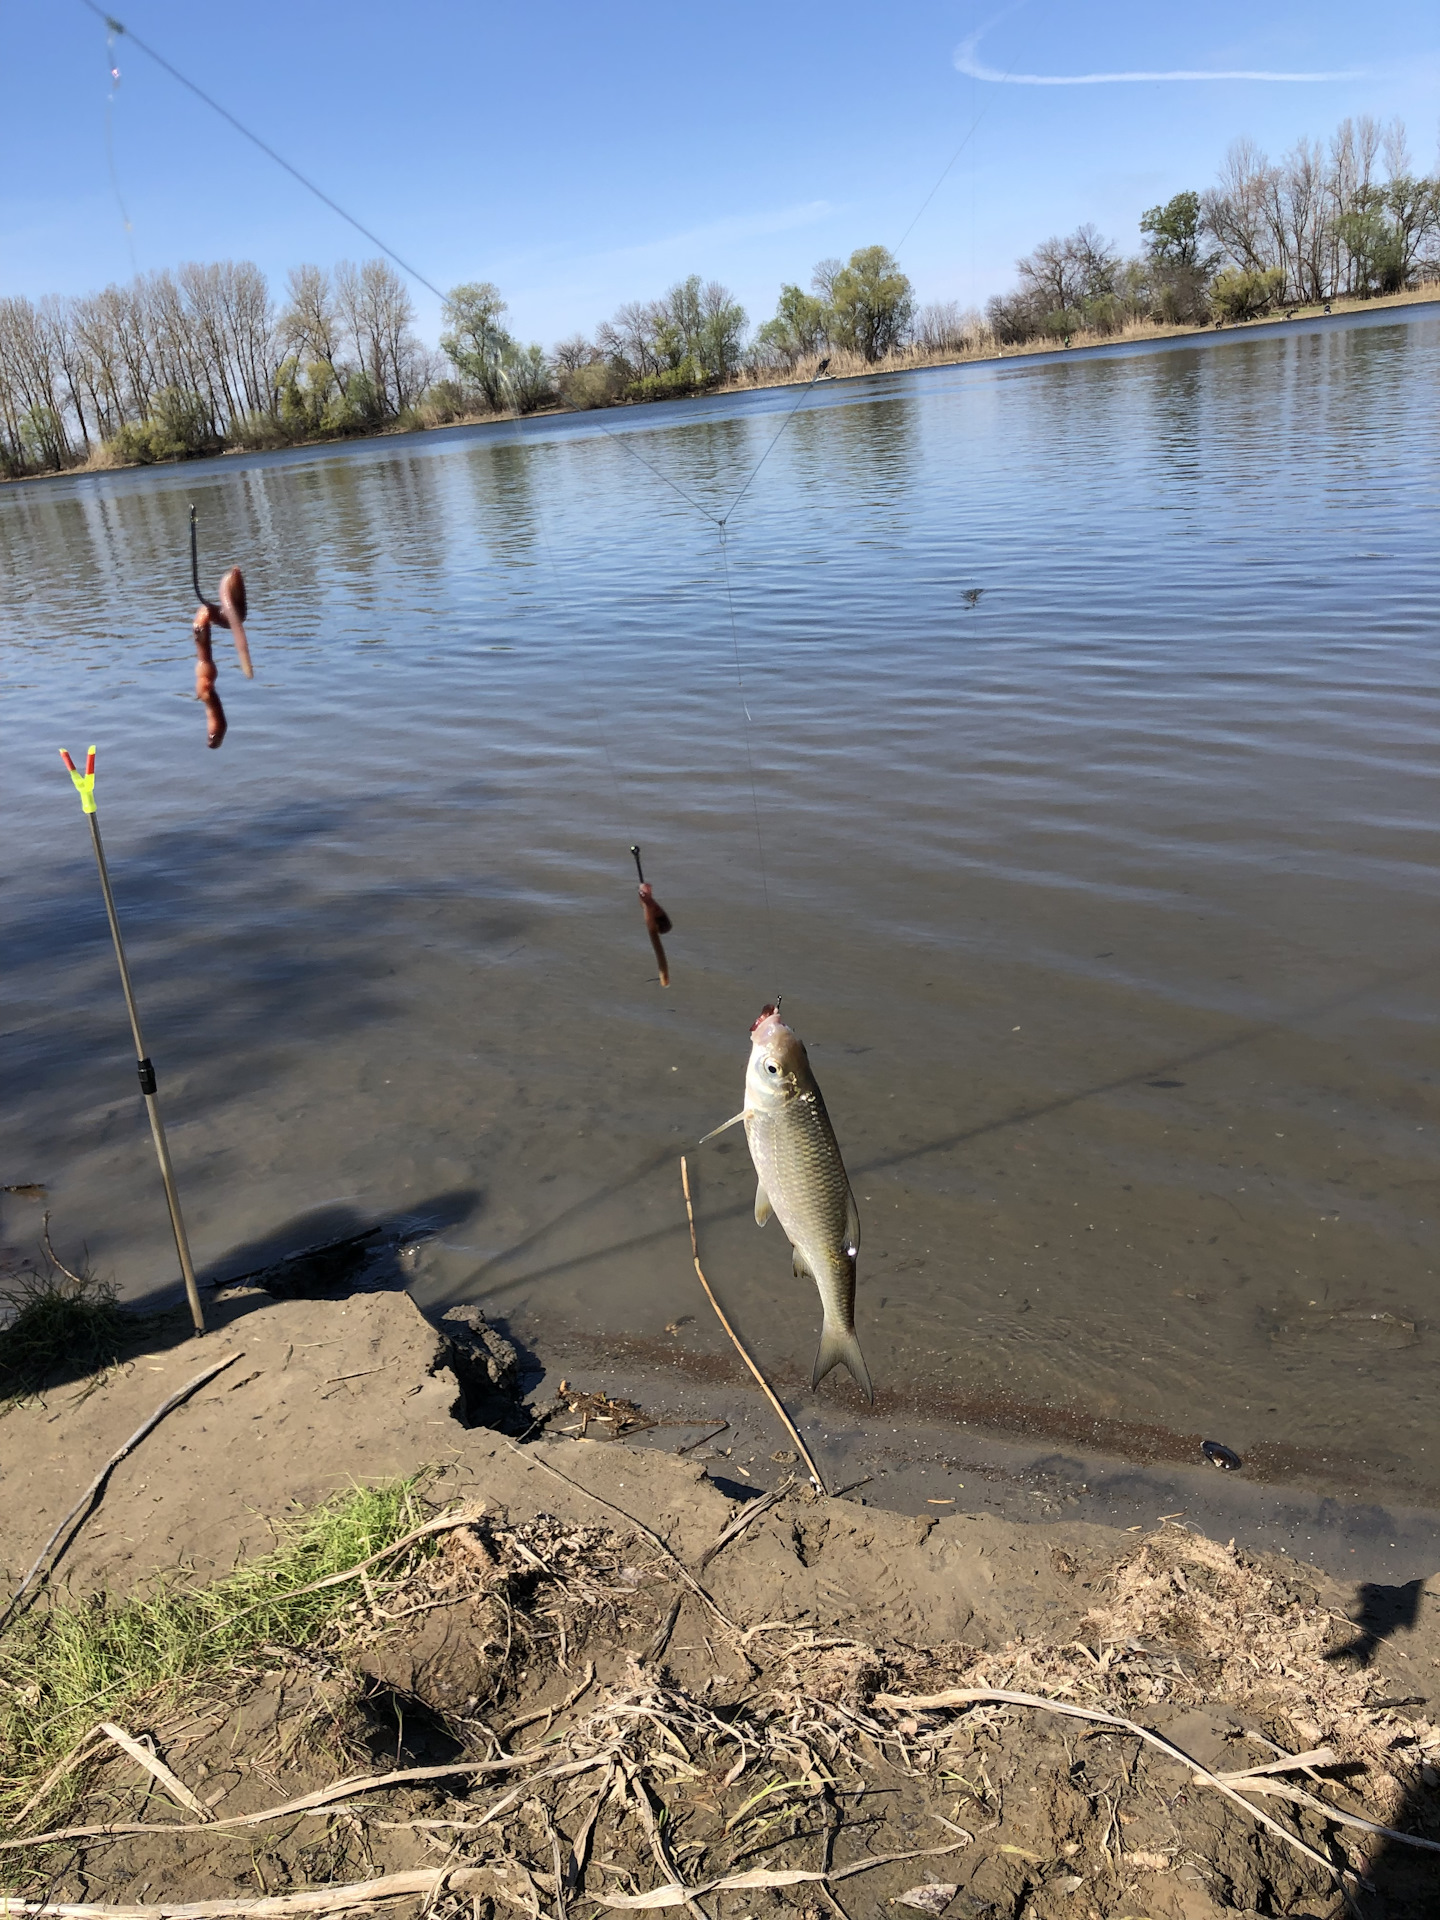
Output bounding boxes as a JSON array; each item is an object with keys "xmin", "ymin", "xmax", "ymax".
[{"xmin": 812, "ymin": 1318, "xmax": 873, "ymax": 1404}]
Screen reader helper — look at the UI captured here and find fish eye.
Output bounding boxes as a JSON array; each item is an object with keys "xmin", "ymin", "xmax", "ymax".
[{"xmin": 765, "ymin": 1060, "xmax": 779, "ymax": 1075}]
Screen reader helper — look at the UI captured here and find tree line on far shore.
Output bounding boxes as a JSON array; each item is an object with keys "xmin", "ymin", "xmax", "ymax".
[{"xmin": 2, "ymin": 114, "xmax": 1436, "ymax": 479}]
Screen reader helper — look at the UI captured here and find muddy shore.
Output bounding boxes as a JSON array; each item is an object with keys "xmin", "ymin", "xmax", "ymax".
[{"xmin": 3, "ymin": 1286, "xmax": 1440, "ymax": 1916}]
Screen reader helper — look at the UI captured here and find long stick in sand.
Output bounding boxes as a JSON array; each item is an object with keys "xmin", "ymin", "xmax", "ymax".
[
  {"xmin": 679, "ymin": 1155, "xmax": 828, "ymax": 1496},
  {"xmin": 57, "ymin": 747, "xmax": 206, "ymax": 1337}
]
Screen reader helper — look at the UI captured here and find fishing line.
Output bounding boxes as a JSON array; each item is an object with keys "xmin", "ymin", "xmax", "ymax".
[
  {"xmin": 890, "ymin": 100, "xmax": 997, "ymax": 259},
  {"xmin": 504, "ymin": 406, "xmax": 630, "ymax": 834},
  {"xmin": 888, "ymin": 8, "xmax": 1040, "ymax": 260},
  {"xmin": 717, "ymin": 357, "xmax": 831, "ymax": 530},
  {"xmin": 718, "ymin": 523, "xmax": 774, "ymax": 960},
  {"xmin": 80, "ymin": 0, "xmax": 876, "ymax": 984},
  {"xmin": 79, "ymin": 0, "xmax": 449, "ymax": 306},
  {"xmin": 102, "ymin": 20, "xmax": 138, "ymax": 272}
]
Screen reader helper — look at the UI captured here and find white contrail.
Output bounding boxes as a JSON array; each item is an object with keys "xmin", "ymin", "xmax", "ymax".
[{"xmin": 954, "ymin": 29, "xmax": 1360, "ymax": 85}]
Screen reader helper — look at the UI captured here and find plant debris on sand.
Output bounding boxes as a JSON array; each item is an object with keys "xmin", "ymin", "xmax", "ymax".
[{"xmin": 3, "ymin": 1478, "xmax": 1440, "ymax": 1919}]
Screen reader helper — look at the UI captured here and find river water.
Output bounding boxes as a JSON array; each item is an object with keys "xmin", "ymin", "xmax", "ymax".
[{"xmin": 4, "ymin": 307, "xmax": 1439, "ymax": 1509}]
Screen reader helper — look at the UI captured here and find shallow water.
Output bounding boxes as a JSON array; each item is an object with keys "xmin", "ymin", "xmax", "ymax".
[{"xmin": 4, "ymin": 308, "xmax": 1439, "ymax": 1505}]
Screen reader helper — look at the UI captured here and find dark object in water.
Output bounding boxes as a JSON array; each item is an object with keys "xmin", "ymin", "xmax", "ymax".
[
  {"xmin": 1202, "ymin": 1439, "xmax": 1243, "ymax": 1471},
  {"xmin": 962, "ymin": 587, "xmax": 984, "ymax": 608},
  {"xmin": 630, "ymin": 845, "xmax": 672, "ymax": 987}
]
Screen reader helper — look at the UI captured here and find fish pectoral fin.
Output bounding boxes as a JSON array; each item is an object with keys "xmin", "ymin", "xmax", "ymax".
[
  {"xmin": 754, "ymin": 1183, "xmax": 773, "ymax": 1229},
  {"xmin": 698, "ymin": 1109, "xmax": 748, "ymax": 1146},
  {"xmin": 844, "ymin": 1189, "xmax": 860, "ymax": 1257},
  {"xmin": 812, "ymin": 1319, "xmax": 874, "ymax": 1404}
]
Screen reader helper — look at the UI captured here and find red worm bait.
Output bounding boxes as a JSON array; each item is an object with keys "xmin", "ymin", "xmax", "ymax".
[
  {"xmin": 191, "ymin": 605, "xmax": 228, "ymax": 748},
  {"xmin": 631, "ymin": 847, "xmax": 672, "ymax": 987},
  {"xmin": 212, "ymin": 566, "xmax": 254, "ymax": 678}
]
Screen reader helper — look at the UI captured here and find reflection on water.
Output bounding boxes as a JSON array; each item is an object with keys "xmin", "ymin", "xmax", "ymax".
[{"xmin": 3, "ymin": 309, "xmax": 1439, "ymax": 1503}]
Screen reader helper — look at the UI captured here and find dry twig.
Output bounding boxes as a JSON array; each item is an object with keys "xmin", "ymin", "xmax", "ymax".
[
  {"xmin": 679, "ymin": 1156, "xmax": 827, "ymax": 1494},
  {"xmin": 502, "ymin": 1441, "xmax": 735, "ymax": 1634},
  {"xmin": 0, "ymin": 1352, "xmax": 243, "ymax": 1634}
]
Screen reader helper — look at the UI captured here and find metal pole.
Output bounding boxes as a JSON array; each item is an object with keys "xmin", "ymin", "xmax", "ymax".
[{"xmin": 63, "ymin": 749, "xmax": 206, "ymax": 1336}]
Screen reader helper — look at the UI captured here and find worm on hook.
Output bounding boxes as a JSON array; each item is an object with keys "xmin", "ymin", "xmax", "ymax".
[
  {"xmin": 631, "ymin": 845, "xmax": 672, "ymax": 987},
  {"xmin": 191, "ymin": 606, "xmax": 227, "ymax": 749},
  {"xmin": 215, "ymin": 566, "xmax": 253, "ymax": 678},
  {"xmin": 190, "ymin": 505, "xmax": 254, "ymax": 678}
]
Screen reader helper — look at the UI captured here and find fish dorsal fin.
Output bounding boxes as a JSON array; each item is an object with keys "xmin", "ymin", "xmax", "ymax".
[{"xmin": 754, "ymin": 1183, "xmax": 773, "ymax": 1229}]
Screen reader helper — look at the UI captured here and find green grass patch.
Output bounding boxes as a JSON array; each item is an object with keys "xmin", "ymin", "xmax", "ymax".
[
  {"xmin": 0, "ymin": 1265, "xmax": 127, "ymax": 1412},
  {"xmin": 0, "ymin": 1477, "xmax": 432, "ymax": 1826}
]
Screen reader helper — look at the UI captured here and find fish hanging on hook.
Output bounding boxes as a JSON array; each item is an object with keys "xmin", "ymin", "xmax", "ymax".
[{"xmin": 630, "ymin": 846, "xmax": 672, "ymax": 987}]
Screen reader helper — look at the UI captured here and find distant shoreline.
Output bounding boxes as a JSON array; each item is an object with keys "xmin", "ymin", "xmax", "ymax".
[{"xmin": 7, "ymin": 283, "xmax": 1438, "ymax": 490}]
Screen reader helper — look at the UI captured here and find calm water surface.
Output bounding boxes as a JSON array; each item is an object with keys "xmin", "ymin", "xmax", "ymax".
[{"xmin": 4, "ymin": 309, "xmax": 1439, "ymax": 1502}]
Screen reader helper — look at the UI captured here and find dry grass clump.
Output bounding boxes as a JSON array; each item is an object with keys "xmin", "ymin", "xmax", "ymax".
[
  {"xmin": 1082, "ymin": 1528, "xmax": 1438, "ymax": 1820},
  {"xmin": 0, "ymin": 1251, "xmax": 126, "ymax": 1413}
]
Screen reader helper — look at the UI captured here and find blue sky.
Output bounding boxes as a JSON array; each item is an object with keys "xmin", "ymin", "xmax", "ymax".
[{"xmin": 3, "ymin": 1, "xmax": 1436, "ymax": 349}]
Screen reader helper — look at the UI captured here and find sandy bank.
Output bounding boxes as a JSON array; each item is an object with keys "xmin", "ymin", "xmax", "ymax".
[{"xmin": 4, "ymin": 1289, "xmax": 1440, "ymax": 1915}]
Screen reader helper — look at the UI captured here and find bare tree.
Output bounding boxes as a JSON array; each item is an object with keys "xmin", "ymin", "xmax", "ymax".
[
  {"xmin": 281, "ymin": 264, "xmax": 347, "ymax": 378},
  {"xmin": 335, "ymin": 258, "xmax": 427, "ymax": 418}
]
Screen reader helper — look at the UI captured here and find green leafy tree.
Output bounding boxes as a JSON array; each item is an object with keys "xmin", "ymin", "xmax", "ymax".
[
  {"xmin": 499, "ymin": 342, "xmax": 555, "ymax": 413},
  {"xmin": 1139, "ymin": 192, "xmax": 1208, "ymax": 269},
  {"xmin": 664, "ymin": 276, "xmax": 747, "ymax": 383},
  {"xmin": 756, "ymin": 283, "xmax": 829, "ymax": 366},
  {"xmin": 1336, "ymin": 203, "xmax": 1407, "ymax": 295},
  {"xmin": 441, "ymin": 282, "xmax": 513, "ymax": 409},
  {"xmin": 1210, "ymin": 265, "xmax": 1285, "ymax": 321},
  {"xmin": 825, "ymin": 246, "xmax": 914, "ymax": 361},
  {"xmin": 1139, "ymin": 192, "xmax": 1219, "ymax": 324}
]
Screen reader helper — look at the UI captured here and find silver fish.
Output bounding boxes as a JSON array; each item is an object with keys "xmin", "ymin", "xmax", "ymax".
[{"xmin": 738, "ymin": 1003, "xmax": 872, "ymax": 1402}]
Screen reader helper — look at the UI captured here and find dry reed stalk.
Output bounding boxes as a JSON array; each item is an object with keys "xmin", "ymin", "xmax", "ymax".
[
  {"xmin": 874, "ymin": 1687, "xmax": 1349, "ymax": 1885},
  {"xmin": 0, "ymin": 1838, "xmax": 977, "ymax": 1917},
  {"xmin": 695, "ymin": 1477, "xmax": 793, "ymax": 1573},
  {"xmin": 97, "ymin": 1723, "xmax": 210, "ymax": 1820},
  {"xmin": 1, "ymin": 1746, "xmax": 557, "ymax": 1851},
  {"xmin": 678, "ymin": 1156, "xmax": 828, "ymax": 1494}
]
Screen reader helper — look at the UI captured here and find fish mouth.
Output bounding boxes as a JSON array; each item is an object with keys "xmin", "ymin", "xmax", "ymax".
[{"xmin": 750, "ymin": 1003, "xmax": 780, "ymax": 1035}]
